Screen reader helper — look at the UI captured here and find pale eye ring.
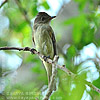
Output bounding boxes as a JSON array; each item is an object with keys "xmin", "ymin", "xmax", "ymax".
[{"xmin": 41, "ymin": 17, "xmax": 45, "ymax": 21}]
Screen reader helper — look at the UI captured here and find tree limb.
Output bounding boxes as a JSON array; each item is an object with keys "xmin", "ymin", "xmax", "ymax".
[
  {"xmin": 0, "ymin": 0, "xmax": 8, "ymax": 8},
  {"xmin": 0, "ymin": 47, "xmax": 74, "ymax": 76},
  {"xmin": 0, "ymin": 46, "xmax": 100, "ymax": 95},
  {"xmin": 15, "ymin": 0, "xmax": 31, "ymax": 26}
]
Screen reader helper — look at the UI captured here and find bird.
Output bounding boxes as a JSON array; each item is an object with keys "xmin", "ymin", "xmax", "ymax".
[{"xmin": 32, "ymin": 12, "xmax": 57, "ymax": 90}]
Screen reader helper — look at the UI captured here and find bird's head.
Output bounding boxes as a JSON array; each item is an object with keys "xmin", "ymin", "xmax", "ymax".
[{"xmin": 34, "ymin": 12, "xmax": 56, "ymax": 24}]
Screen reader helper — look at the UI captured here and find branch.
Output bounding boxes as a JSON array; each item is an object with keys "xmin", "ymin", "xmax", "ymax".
[
  {"xmin": 0, "ymin": 47, "xmax": 74, "ymax": 76},
  {"xmin": 56, "ymin": 0, "xmax": 68, "ymax": 17},
  {"xmin": 43, "ymin": 55, "xmax": 59, "ymax": 100},
  {"xmin": 15, "ymin": 0, "xmax": 31, "ymax": 27},
  {"xmin": 0, "ymin": 46, "xmax": 100, "ymax": 94},
  {"xmin": 85, "ymin": 81, "xmax": 100, "ymax": 93},
  {"xmin": 0, "ymin": 0, "xmax": 8, "ymax": 8}
]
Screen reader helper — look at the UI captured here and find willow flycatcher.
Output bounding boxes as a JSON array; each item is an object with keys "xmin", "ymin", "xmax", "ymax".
[{"xmin": 32, "ymin": 12, "xmax": 57, "ymax": 89}]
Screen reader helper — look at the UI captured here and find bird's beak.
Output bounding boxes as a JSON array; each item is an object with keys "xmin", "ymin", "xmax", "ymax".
[
  {"xmin": 50, "ymin": 16, "xmax": 56, "ymax": 20},
  {"xmin": 51, "ymin": 16, "xmax": 56, "ymax": 19}
]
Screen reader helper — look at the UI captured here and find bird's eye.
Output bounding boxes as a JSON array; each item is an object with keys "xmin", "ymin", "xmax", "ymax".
[{"xmin": 41, "ymin": 17, "xmax": 45, "ymax": 21}]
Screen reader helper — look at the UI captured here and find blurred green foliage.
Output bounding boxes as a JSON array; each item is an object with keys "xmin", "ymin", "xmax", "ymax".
[{"xmin": 0, "ymin": 0, "xmax": 100, "ymax": 100}]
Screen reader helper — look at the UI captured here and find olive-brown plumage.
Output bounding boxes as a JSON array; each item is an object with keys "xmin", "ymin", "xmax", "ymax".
[{"xmin": 32, "ymin": 12, "xmax": 56, "ymax": 90}]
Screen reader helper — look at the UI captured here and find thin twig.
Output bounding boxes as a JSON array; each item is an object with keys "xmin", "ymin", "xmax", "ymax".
[
  {"xmin": 85, "ymin": 81, "xmax": 100, "ymax": 93},
  {"xmin": 0, "ymin": 0, "xmax": 8, "ymax": 8}
]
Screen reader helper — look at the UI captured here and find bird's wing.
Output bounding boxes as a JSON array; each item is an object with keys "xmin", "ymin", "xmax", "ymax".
[
  {"xmin": 48, "ymin": 26, "xmax": 57, "ymax": 56},
  {"xmin": 32, "ymin": 25, "xmax": 57, "ymax": 56},
  {"xmin": 32, "ymin": 26, "xmax": 35, "ymax": 46}
]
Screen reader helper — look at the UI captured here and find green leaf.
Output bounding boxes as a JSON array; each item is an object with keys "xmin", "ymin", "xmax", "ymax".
[
  {"xmin": 31, "ymin": 60, "xmax": 43, "ymax": 74},
  {"xmin": 64, "ymin": 14, "xmax": 90, "ymax": 45},
  {"xmin": 32, "ymin": 6, "xmax": 38, "ymax": 17},
  {"xmin": 64, "ymin": 17, "xmax": 77, "ymax": 25},
  {"xmin": 93, "ymin": 77, "xmax": 100, "ymax": 89},
  {"xmin": 67, "ymin": 45, "xmax": 76, "ymax": 59},
  {"xmin": 41, "ymin": 1, "xmax": 50, "ymax": 10},
  {"xmin": 15, "ymin": 21, "xmax": 27, "ymax": 32},
  {"xmin": 72, "ymin": 24, "xmax": 82, "ymax": 44},
  {"xmin": 74, "ymin": 0, "xmax": 87, "ymax": 11}
]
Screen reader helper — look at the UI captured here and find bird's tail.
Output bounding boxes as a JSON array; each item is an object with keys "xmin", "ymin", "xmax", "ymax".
[{"xmin": 43, "ymin": 61, "xmax": 56, "ymax": 91}]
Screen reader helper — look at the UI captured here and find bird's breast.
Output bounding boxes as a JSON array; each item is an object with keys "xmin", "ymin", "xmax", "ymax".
[{"xmin": 34, "ymin": 24, "xmax": 54, "ymax": 58}]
